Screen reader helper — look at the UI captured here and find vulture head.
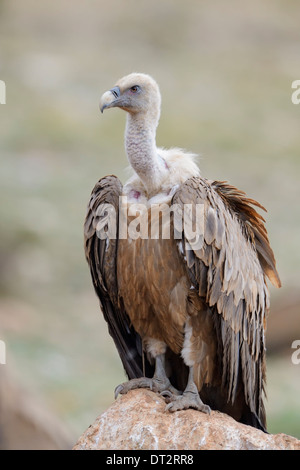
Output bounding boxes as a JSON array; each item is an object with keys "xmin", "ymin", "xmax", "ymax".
[{"xmin": 99, "ymin": 73, "xmax": 161, "ymax": 124}]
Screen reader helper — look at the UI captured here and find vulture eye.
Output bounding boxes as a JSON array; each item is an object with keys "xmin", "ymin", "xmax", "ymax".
[{"xmin": 130, "ymin": 85, "xmax": 140, "ymax": 93}]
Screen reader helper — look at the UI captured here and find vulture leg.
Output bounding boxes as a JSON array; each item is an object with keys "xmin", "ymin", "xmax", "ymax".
[
  {"xmin": 114, "ymin": 353, "xmax": 180, "ymax": 399},
  {"xmin": 166, "ymin": 366, "xmax": 211, "ymax": 414}
]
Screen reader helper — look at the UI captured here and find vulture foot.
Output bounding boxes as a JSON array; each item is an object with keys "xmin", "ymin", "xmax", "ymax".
[
  {"xmin": 166, "ymin": 366, "xmax": 211, "ymax": 414},
  {"xmin": 114, "ymin": 353, "xmax": 181, "ymax": 400},
  {"xmin": 114, "ymin": 376, "xmax": 180, "ymax": 400},
  {"xmin": 166, "ymin": 390, "xmax": 211, "ymax": 414}
]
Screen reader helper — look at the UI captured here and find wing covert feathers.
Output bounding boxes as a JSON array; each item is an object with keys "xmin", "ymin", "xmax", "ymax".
[
  {"xmin": 172, "ymin": 177, "xmax": 280, "ymax": 429},
  {"xmin": 84, "ymin": 175, "xmax": 152, "ymax": 380},
  {"xmin": 212, "ymin": 180, "xmax": 281, "ymax": 289}
]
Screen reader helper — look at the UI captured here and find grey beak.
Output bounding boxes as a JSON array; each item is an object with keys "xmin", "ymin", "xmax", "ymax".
[{"xmin": 99, "ymin": 86, "xmax": 121, "ymax": 113}]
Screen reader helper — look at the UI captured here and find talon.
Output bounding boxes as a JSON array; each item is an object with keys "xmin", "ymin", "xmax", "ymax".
[
  {"xmin": 114, "ymin": 384, "xmax": 124, "ymax": 399},
  {"xmin": 160, "ymin": 390, "xmax": 173, "ymax": 398},
  {"xmin": 160, "ymin": 389, "xmax": 182, "ymax": 403},
  {"xmin": 160, "ymin": 390, "xmax": 174, "ymax": 404},
  {"xmin": 165, "ymin": 402, "xmax": 174, "ymax": 411}
]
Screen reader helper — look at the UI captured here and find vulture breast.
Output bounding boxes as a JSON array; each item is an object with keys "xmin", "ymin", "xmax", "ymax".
[{"xmin": 117, "ymin": 202, "xmax": 190, "ymax": 355}]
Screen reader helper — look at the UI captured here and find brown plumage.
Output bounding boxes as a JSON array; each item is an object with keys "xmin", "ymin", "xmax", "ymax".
[{"xmin": 84, "ymin": 73, "xmax": 281, "ymax": 431}]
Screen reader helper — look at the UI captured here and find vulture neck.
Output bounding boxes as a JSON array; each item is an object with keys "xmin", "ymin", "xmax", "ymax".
[{"xmin": 125, "ymin": 113, "xmax": 168, "ymax": 196}]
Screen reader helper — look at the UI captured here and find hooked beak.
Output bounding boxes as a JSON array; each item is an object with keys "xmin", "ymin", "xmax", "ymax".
[{"xmin": 99, "ymin": 86, "xmax": 121, "ymax": 113}]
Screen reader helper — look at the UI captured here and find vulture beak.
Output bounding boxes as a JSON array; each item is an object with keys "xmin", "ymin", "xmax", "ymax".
[{"xmin": 99, "ymin": 86, "xmax": 121, "ymax": 113}]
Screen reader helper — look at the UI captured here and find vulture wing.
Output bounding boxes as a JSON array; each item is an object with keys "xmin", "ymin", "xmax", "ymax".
[
  {"xmin": 84, "ymin": 175, "xmax": 153, "ymax": 380},
  {"xmin": 172, "ymin": 176, "xmax": 281, "ymax": 430}
]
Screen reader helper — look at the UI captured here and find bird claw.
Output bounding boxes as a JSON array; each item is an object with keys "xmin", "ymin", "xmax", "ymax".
[
  {"xmin": 160, "ymin": 390, "xmax": 172, "ymax": 398},
  {"xmin": 114, "ymin": 377, "xmax": 154, "ymax": 400},
  {"xmin": 165, "ymin": 391, "xmax": 211, "ymax": 414},
  {"xmin": 159, "ymin": 388, "xmax": 182, "ymax": 403},
  {"xmin": 114, "ymin": 384, "xmax": 124, "ymax": 399},
  {"xmin": 114, "ymin": 377, "xmax": 181, "ymax": 401}
]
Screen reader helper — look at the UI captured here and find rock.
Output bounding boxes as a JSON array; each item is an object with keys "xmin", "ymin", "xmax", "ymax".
[{"xmin": 73, "ymin": 389, "xmax": 300, "ymax": 450}]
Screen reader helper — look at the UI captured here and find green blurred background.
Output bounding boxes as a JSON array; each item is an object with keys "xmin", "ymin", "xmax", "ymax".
[{"xmin": 0, "ymin": 0, "xmax": 299, "ymax": 449}]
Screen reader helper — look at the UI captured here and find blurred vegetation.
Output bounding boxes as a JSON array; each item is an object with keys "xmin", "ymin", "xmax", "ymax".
[{"xmin": 0, "ymin": 0, "xmax": 299, "ymax": 445}]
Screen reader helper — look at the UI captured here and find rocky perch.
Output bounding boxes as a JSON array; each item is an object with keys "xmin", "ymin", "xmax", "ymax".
[{"xmin": 73, "ymin": 389, "xmax": 300, "ymax": 450}]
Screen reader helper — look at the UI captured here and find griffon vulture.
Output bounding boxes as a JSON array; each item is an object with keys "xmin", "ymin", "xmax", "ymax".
[{"xmin": 84, "ymin": 73, "xmax": 281, "ymax": 431}]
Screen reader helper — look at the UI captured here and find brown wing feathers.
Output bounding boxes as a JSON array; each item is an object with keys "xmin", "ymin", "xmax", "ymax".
[
  {"xmin": 212, "ymin": 180, "xmax": 281, "ymax": 288},
  {"xmin": 84, "ymin": 175, "xmax": 153, "ymax": 380},
  {"xmin": 172, "ymin": 177, "xmax": 280, "ymax": 429}
]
